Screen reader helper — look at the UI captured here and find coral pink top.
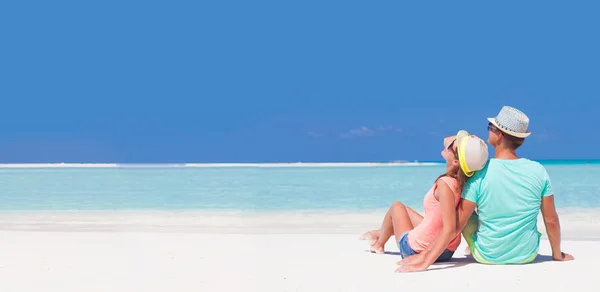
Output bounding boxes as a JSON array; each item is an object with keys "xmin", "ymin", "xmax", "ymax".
[{"xmin": 407, "ymin": 176, "xmax": 462, "ymax": 252}]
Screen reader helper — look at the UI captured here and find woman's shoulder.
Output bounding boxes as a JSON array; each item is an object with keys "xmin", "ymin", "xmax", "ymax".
[
  {"xmin": 436, "ymin": 176, "xmax": 460, "ymax": 193},
  {"xmin": 437, "ymin": 175, "xmax": 458, "ymax": 185}
]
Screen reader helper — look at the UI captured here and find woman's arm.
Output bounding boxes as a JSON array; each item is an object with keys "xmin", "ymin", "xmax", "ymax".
[{"xmin": 395, "ymin": 179, "xmax": 457, "ymax": 272}]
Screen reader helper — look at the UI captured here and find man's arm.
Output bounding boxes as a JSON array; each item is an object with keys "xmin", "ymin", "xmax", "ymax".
[
  {"xmin": 455, "ymin": 198, "xmax": 477, "ymax": 233},
  {"xmin": 541, "ymin": 195, "xmax": 574, "ymax": 261},
  {"xmin": 540, "ymin": 168, "xmax": 574, "ymax": 261}
]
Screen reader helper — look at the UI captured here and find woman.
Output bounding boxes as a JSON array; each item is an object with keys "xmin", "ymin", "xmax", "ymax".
[{"xmin": 360, "ymin": 130, "xmax": 488, "ymax": 263}]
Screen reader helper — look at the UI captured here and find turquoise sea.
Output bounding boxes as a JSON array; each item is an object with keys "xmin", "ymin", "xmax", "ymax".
[{"xmin": 0, "ymin": 160, "xmax": 598, "ymax": 212}]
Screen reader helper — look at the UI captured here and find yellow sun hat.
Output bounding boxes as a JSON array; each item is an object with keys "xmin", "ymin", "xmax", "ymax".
[{"xmin": 455, "ymin": 130, "xmax": 489, "ymax": 177}]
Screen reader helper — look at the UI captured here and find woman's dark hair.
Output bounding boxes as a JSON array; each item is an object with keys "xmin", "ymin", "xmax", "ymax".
[{"xmin": 435, "ymin": 144, "xmax": 470, "ymax": 192}]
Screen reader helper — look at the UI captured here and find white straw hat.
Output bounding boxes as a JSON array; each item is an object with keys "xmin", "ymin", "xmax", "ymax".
[
  {"xmin": 456, "ymin": 130, "xmax": 489, "ymax": 177},
  {"xmin": 487, "ymin": 106, "xmax": 531, "ymax": 138}
]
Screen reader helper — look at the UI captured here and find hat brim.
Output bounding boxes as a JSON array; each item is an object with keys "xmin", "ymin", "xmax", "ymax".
[
  {"xmin": 487, "ymin": 118, "xmax": 531, "ymax": 138},
  {"xmin": 456, "ymin": 131, "xmax": 475, "ymax": 177}
]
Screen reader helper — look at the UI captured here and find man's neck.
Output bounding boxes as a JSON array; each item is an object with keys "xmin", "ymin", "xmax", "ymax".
[{"xmin": 494, "ymin": 147, "xmax": 519, "ymax": 160}]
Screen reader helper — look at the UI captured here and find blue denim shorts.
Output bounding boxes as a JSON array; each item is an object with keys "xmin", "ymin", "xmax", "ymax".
[{"xmin": 398, "ymin": 231, "xmax": 455, "ymax": 262}]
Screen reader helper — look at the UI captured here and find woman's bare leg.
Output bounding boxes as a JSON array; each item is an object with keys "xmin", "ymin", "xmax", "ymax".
[
  {"xmin": 369, "ymin": 201, "xmax": 419, "ymax": 253},
  {"xmin": 405, "ymin": 205, "xmax": 424, "ymax": 227},
  {"xmin": 360, "ymin": 205, "xmax": 423, "ymax": 247}
]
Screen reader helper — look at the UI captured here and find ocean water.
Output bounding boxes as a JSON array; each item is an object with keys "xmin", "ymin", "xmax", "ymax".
[{"xmin": 0, "ymin": 162, "xmax": 599, "ymax": 212}]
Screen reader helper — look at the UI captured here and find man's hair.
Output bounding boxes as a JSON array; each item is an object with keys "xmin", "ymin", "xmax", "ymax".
[{"xmin": 503, "ymin": 133, "xmax": 525, "ymax": 150}]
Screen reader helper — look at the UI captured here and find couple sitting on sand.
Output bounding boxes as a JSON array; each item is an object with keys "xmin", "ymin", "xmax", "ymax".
[{"xmin": 361, "ymin": 106, "xmax": 575, "ymax": 272}]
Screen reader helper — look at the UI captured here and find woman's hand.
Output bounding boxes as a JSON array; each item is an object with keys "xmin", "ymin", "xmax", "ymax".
[{"xmin": 395, "ymin": 254, "xmax": 429, "ymax": 273}]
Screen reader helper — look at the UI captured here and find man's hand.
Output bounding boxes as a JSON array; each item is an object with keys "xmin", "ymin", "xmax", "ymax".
[
  {"xmin": 395, "ymin": 254, "xmax": 429, "ymax": 273},
  {"xmin": 553, "ymin": 252, "xmax": 574, "ymax": 261}
]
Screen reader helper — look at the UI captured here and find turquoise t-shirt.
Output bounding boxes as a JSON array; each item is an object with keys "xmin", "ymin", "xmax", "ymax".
[{"xmin": 462, "ymin": 158, "xmax": 553, "ymax": 264}]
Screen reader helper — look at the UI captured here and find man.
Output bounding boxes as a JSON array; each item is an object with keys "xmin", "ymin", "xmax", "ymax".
[{"xmin": 396, "ymin": 106, "xmax": 574, "ymax": 272}]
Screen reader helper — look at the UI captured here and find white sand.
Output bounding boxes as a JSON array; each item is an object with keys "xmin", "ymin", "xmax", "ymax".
[{"xmin": 0, "ymin": 211, "xmax": 597, "ymax": 291}]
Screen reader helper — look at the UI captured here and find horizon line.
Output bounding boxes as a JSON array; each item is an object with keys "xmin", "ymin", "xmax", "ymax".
[
  {"xmin": 0, "ymin": 162, "xmax": 442, "ymax": 168},
  {"xmin": 0, "ymin": 159, "xmax": 597, "ymax": 168}
]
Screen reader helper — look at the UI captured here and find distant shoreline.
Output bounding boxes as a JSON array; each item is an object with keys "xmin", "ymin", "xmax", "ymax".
[
  {"xmin": 0, "ymin": 160, "xmax": 598, "ymax": 168},
  {"xmin": 0, "ymin": 162, "xmax": 443, "ymax": 168}
]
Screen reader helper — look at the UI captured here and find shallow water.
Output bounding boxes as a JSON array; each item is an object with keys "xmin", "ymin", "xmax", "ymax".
[{"xmin": 0, "ymin": 164, "xmax": 598, "ymax": 211}]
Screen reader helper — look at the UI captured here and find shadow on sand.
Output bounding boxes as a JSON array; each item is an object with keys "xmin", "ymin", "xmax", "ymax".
[
  {"xmin": 362, "ymin": 250, "xmax": 402, "ymax": 256},
  {"xmin": 424, "ymin": 256, "xmax": 476, "ymax": 270},
  {"xmin": 363, "ymin": 249, "xmax": 475, "ymax": 270},
  {"xmin": 364, "ymin": 249, "xmax": 556, "ymax": 270},
  {"xmin": 428, "ymin": 254, "xmax": 556, "ymax": 270},
  {"xmin": 528, "ymin": 254, "xmax": 555, "ymax": 264}
]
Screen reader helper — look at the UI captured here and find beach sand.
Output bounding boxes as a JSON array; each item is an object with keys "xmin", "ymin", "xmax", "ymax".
[{"xmin": 0, "ymin": 211, "xmax": 597, "ymax": 291}]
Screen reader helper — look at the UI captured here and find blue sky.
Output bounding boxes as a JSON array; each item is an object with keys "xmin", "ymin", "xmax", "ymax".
[{"xmin": 1, "ymin": 1, "xmax": 598, "ymax": 163}]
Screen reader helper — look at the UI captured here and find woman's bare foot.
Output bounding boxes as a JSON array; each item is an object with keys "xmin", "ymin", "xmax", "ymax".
[
  {"xmin": 369, "ymin": 243, "xmax": 385, "ymax": 254},
  {"xmin": 360, "ymin": 230, "xmax": 385, "ymax": 253},
  {"xmin": 359, "ymin": 230, "xmax": 379, "ymax": 244}
]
